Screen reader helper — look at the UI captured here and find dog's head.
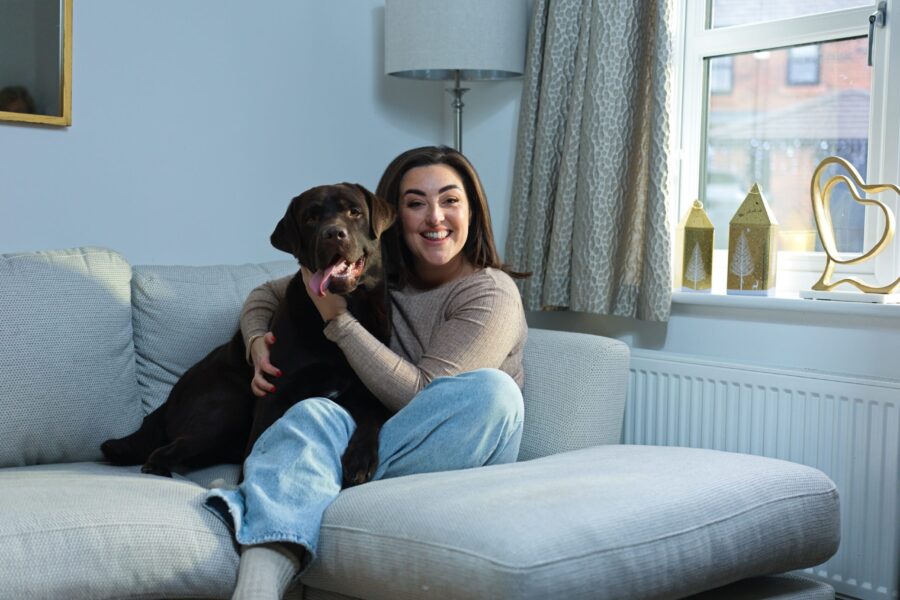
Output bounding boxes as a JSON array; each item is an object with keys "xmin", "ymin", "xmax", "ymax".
[{"xmin": 271, "ymin": 183, "xmax": 395, "ymax": 296}]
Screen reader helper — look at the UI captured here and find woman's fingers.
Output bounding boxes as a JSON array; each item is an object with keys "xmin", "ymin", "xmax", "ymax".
[
  {"xmin": 251, "ymin": 372, "xmax": 272, "ymax": 397},
  {"xmin": 249, "ymin": 332, "xmax": 281, "ymax": 396}
]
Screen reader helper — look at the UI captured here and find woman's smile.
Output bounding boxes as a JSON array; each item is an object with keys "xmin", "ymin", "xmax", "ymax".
[{"xmin": 421, "ymin": 229, "xmax": 451, "ymax": 241}]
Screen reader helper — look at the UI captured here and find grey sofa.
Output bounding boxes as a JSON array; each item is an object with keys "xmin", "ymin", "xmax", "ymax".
[{"xmin": 0, "ymin": 247, "xmax": 840, "ymax": 600}]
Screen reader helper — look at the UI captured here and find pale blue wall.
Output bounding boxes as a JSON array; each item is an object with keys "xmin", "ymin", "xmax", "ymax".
[{"xmin": 0, "ymin": 1, "xmax": 459, "ymax": 265}]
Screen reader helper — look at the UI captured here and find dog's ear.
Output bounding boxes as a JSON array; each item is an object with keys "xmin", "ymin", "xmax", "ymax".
[
  {"xmin": 354, "ymin": 183, "xmax": 396, "ymax": 239},
  {"xmin": 270, "ymin": 194, "xmax": 303, "ymax": 257}
]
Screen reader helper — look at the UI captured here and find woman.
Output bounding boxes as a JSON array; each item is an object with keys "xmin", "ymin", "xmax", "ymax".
[{"xmin": 205, "ymin": 146, "xmax": 528, "ymax": 599}]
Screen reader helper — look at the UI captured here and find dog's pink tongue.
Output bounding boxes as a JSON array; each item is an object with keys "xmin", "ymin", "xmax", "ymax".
[{"xmin": 309, "ymin": 264, "xmax": 337, "ymax": 297}]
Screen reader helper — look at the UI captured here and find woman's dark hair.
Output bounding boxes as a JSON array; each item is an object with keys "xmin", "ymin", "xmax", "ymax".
[
  {"xmin": 375, "ymin": 145, "xmax": 529, "ymax": 288},
  {"xmin": 0, "ymin": 86, "xmax": 36, "ymax": 114}
]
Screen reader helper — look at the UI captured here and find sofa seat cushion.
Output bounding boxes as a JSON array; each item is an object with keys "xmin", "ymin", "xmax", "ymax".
[
  {"xmin": 0, "ymin": 462, "xmax": 238, "ymax": 599},
  {"xmin": 301, "ymin": 445, "xmax": 839, "ymax": 600},
  {"xmin": 0, "ymin": 246, "xmax": 140, "ymax": 467},
  {"xmin": 131, "ymin": 261, "xmax": 296, "ymax": 414}
]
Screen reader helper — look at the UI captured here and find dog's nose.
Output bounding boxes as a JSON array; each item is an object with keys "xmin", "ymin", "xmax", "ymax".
[{"xmin": 322, "ymin": 225, "xmax": 348, "ymax": 241}]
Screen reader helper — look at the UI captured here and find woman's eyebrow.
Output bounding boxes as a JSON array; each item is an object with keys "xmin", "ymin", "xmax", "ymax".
[{"xmin": 402, "ymin": 184, "xmax": 462, "ymax": 196}]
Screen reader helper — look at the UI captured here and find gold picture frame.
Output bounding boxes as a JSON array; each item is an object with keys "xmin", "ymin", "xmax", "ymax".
[{"xmin": 0, "ymin": 0, "xmax": 72, "ymax": 127}]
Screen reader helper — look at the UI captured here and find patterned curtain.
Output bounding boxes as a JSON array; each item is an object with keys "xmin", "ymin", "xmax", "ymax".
[{"xmin": 505, "ymin": 0, "xmax": 674, "ymax": 321}]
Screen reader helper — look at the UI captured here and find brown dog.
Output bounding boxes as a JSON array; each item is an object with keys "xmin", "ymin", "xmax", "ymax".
[{"xmin": 101, "ymin": 183, "xmax": 394, "ymax": 487}]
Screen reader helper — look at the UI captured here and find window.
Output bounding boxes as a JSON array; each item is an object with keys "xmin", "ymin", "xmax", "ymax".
[
  {"xmin": 709, "ymin": 0, "xmax": 870, "ymax": 27},
  {"xmin": 787, "ymin": 45, "xmax": 821, "ymax": 85},
  {"xmin": 675, "ymin": 0, "xmax": 900, "ymax": 293}
]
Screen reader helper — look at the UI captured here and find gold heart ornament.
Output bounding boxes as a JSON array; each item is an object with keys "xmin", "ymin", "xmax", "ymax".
[{"xmin": 811, "ymin": 156, "xmax": 900, "ymax": 293}]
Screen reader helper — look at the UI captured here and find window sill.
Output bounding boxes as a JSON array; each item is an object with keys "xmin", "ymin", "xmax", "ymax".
[{"xmin": 672, "ymin": 289, "xmax": 900, "ymax": 318}]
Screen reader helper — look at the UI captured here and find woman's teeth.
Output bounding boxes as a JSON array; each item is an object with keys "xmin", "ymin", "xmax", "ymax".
[{"xmin": 423, "ymin": 231, "xmax": 450, "ymax": 240}]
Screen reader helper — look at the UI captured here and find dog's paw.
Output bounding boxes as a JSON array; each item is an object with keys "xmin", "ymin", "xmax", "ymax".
[
  {"xmin": 100, "ymin": 438, "xmax": 133, "ymax": 464},
  {"xmin": 140, "ymin": 462, "xmax": 173, "ymax": 477},
  {"xmin": 341, "ymin": 448, "xmax": 377, "ymax": 488}
]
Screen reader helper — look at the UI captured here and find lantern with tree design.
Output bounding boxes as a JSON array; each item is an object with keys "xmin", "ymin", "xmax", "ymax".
[
  {"xmin": 727, "ymin": 183, "xmax": 778, "ymax": 295},
  {"xmin": 675, "ymin": 199, "xmax": 714, "ymax": 292}
]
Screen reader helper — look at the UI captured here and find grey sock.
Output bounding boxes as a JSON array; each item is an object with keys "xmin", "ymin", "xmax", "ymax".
[{"xmin": 232, "ymin": 543, "xmax": 302, "ymax": 600}]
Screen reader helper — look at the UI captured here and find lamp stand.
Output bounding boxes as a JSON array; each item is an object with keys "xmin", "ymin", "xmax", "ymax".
[{"xmin": 446, "ymin": 70, "xmax": 469, "ymax": 153}]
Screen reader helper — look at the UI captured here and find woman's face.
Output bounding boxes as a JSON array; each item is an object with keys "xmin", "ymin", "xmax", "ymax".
[{"xmin": 399, "ymin": 164, "xmax": 473, "ymax": 284}]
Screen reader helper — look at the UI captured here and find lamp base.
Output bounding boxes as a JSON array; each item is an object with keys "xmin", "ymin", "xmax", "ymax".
[{"xmin": 446, "ymin": 70, "xmax": 469, "ymax": 152}]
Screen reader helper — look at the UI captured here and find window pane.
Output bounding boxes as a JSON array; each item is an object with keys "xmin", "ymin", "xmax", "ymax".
[
  {"xmin": 710, "ymin": 56, "xmax": 734, "ymax": 94},
  {"xmin": 711, "ymin": 0, "xmax": 869, "ymax": 28},
  {"xmin": 703, "ymin": 37, "xmax": 870, "ymax": 253}
]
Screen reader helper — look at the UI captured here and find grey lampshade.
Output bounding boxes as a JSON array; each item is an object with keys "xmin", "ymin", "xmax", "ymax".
[{"xmin": 384, "ymin": 0, "xmax": 528, "ymax": 81}]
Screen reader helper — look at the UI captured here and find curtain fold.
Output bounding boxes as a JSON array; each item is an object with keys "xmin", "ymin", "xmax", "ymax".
[{"xmin": 506, "ymin": 0, "xmax": 674, "ymax": 321}]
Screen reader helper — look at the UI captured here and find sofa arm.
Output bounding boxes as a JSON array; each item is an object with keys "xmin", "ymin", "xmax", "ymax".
[{"xmin": 517, "ymin": 328, "xmax": 630, "ymax": 461}]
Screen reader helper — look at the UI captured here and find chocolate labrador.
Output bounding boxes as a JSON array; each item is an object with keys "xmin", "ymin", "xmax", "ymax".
[{"xmin": 101, "ymin": 183, "xmax": 394, "ymax": 487}]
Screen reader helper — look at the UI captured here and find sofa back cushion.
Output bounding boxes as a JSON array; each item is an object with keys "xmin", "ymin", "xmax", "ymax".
[
  {"xmin": 519, "ymin": 328, "xmax": 630, "ymax": 461},
  {"xmin": 131, "ymin": 261, "xmax": 297, "ymax": 414},
  {"xmin": 0, "ymin": 247, "xmax": 140, "ymax": 467}
]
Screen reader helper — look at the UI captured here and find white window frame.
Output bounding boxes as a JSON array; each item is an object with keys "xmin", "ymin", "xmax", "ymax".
[{"xmin": 673, "ymin": 1, "xmax": 900, "ymax": 294}]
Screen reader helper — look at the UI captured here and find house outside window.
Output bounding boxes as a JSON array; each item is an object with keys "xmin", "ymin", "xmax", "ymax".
[
  {"xmin": 709, "ymin": 56, "xmax": 734, "ymax": 94},
  {"xmin": 787, "ymin": 44, "xmax": 821, "ymax": 85},
  {"xmin": 675, "ymin": 0, "xmax": 900, "ymax": 293}
]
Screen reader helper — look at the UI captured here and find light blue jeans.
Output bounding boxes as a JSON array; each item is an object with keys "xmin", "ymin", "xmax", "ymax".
[{"xmin": 204, "ymin": 368, "xmax": 524, "ymax": 568}]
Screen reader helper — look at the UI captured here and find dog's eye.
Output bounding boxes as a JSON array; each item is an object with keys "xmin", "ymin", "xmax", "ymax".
[
  {"xmin": 349, "ymin": 207, "xmax": 362, "ymax": 217},
  {"xmin": 305, "ymin": 215, "xmax": 319, "ymax": 225}
]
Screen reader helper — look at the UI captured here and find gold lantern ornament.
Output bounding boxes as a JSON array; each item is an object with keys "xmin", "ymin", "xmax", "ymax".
[
  {"xmin": 727, "ymin": 183, "xmax": 778, "ymax": 295},
  {"xmin": 675, "ymin": 199, "xmax": 714, "ymax": 292}
]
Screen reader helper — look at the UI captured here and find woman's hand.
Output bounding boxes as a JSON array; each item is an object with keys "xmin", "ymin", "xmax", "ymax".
[
  {"xmin": 249, "ymin": 332, "xmax": 281, "ymax": 397},
  {"xmin": 301, "ymin": 266, "xmax": 348, "ymax": 322}
]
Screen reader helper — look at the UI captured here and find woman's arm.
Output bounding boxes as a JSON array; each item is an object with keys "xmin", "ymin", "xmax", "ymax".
[
  {"xmin": 240, "ymin": 276, "xmax": 290, "ymax": 396},
  {"xmin": 324, "ymin": 271, "xmax": 525, "ymax": 412},
  {"xmin": 240, "ymin": 276, "xmax": 290, "ymax": 349}
]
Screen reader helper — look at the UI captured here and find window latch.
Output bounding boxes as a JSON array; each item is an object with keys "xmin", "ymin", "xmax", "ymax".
[{"xmin": 868, "ymin": 1, "xmax": 887, "ymax": 66}]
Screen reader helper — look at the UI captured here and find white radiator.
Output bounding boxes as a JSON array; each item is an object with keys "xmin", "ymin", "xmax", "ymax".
[{"xmin": 625, "ymin": 350, "xmax": 900, "ymax": 600}]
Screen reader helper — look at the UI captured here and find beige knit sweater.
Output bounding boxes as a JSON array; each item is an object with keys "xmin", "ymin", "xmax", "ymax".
[{"xmin": 240, "ymin": 268, "xmax": 527, "ymax": 412}]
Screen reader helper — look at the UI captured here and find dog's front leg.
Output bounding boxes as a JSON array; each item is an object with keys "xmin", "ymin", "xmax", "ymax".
[{"xmin": 340, "ymin": 414, "xmax": 384, "ymax": 488}]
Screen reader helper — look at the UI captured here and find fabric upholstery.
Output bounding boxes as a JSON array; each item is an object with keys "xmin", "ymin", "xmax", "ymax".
[
  {"xmin": 0, "ymin": 462, "xmax": 239, "ymax": 599},
  {"xmin": 0, "ymin": 246, "xmax": 139, "ymax": 467},
  {"xmin": 131, "ymin": 260, "xmax": 296, "ymax": 414},
  {"xmin": 686, "ymin": 574, "xmax": 835, "ymax": 600},
  {"xmin": 185, "ymin": 462, "xmax": 242, "ymax": 488},
  {"xmin": 304, "ymin": 588, "xmax": 356, "ymax": 600},
  {"xmin": 299, "ymin": 444, "xmax": 839, "ymax": 600},
  {"xmin": 518, "ymin": 327, "xmax": 629, "ymax": 460},
  {"xmin": 506, "ymin": 0, "xmax": 673, "ymax": 321},
  {"xmin": 301, "ymin": 576, "xmax": 836, "ymax": 600}
]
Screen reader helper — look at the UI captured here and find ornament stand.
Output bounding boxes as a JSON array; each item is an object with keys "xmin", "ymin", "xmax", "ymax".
[{"xmin": 800, "ymin": 289, "xmax": 900, "ymax": 304}]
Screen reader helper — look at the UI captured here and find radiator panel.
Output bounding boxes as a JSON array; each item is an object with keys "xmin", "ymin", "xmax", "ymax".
[{"xmin": 625, "ymin": 350, "xmax": 900, "ymax": 600}]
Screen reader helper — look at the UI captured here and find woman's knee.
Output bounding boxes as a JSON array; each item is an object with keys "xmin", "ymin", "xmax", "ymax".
[
  {"xmin": 457, "ymin": 368, "xmax": 524, "ymax": 425},
  {"xmin": 283, "ymin": 396, "xmax": 344, "ymax": 418},
  {"xmin": 275, "ymin": 397, "xmax": 355, "ymax": 436},
  {"xmin": 250, "ymin": 396, "xmax": 356, "ymax": 461}
]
